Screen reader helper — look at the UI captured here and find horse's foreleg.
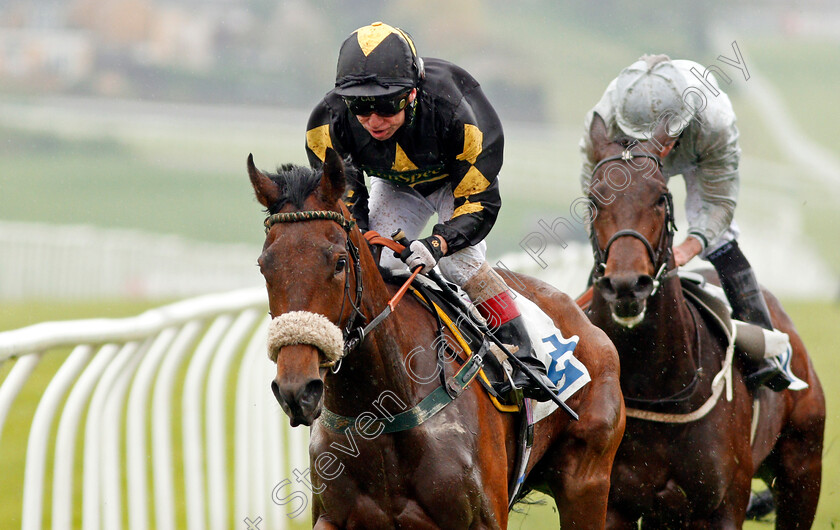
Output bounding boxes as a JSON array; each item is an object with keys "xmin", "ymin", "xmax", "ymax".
[
  {"xmin": 550, "ymin": 403, "xmax": 624, "ymax": 528},
  {"xmin": 552, "ymin": 460, "xmax": 612, "ymax": 528},
  {"xmin": 687, "ymin": 473, "xmax": 751, "ymax": 530},
  {"xmin": 770, "ymin": 421, "xmax": 823, "ymax": 529}
]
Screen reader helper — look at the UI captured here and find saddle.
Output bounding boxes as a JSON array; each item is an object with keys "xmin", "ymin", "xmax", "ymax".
[
  {"xmin": 388, "ymin": 269, "xmax": 591, "ymax": 414},
  {"xmin": 678, "ymin": 270, "xmax": 791, "ymax": 363},
  {"xmin": 364, "ymin": 232, "xmax": 526, "ymax": 411}
]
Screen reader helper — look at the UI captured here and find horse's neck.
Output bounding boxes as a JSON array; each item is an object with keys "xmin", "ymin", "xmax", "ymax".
[
  {"xmin": 607, "ymin": 277, "xmax": 699, "ymax": 396},
  {"xmin": 649, "ymin": 277, "xmax": 696, "ymax": 349},
  {"xmin": 323, "ymin": 234, "xmax": 435, "ymax": 417}
]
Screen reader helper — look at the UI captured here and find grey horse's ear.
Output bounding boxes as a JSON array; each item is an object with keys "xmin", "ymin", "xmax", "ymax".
[
  {"xmin": 248, "ymin": 153, "xmax": 280, "ymax": 208},
  {"xmin": 320, "ymin": 148, "xmax": 346, "ymax": 205}
]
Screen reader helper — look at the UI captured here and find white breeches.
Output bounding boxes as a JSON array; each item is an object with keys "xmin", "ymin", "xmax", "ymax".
[{"xmin": 367, "ymin": 177, "xmax": 486, "ymax": 286}]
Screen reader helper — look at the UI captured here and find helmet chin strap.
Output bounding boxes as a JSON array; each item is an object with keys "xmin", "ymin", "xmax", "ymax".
[{"xmin": 405, "ymin": 90, "xmax": 419, "ymax": 126}]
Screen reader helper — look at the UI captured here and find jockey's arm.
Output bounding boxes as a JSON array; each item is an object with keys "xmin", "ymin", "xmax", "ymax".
[
  {"xmin": 432, "ymin": 91, "xmax": 503, "ymax": 255},
  {"xmin": 683, "ymin": 109, "xmax": 741, "ymax": 256},
  {"xmin": 674, "ymin": 236, "xmax": 704, "ymax": 266}
]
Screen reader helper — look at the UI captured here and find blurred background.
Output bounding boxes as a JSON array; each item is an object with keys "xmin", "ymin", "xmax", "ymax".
[
  {"xmin": 1, "ymin": 0, "xmax": 838, "ymax": 527},
  {"xmin": 2, "ymin": 0, "xmax": 839, "ymax": 304}
]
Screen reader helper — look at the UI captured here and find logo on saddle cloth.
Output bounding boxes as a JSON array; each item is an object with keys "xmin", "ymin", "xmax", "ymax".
[
  {"xmin": 541, "ymin": 334, "xmax": 589, "ymax": 401},
  {"xmin": 516, "ymin": 296, "xmax": 591, "ymax": 403}
]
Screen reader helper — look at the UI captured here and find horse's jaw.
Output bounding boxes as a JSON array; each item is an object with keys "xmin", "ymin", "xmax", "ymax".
[{"xmin": 611, "ymin": 309, "xmax": 646, "ymax": 328}]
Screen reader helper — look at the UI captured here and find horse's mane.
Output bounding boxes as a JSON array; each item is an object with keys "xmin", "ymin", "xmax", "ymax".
[{"xmin": 264, "ymin": 157, "xmax": 359, "ymax": 215}]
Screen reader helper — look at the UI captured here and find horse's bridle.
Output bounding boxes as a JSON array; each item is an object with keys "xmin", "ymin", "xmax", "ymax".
[
  {"xmin": 589, "ymin": 148, "xmax": 678, "ymax": 294},
  {"xmin": 264, "ymin": 210, "xmax": 365, "ymax": 367}
]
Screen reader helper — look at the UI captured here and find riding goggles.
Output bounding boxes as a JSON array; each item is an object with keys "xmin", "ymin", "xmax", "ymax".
[{"xmin": 342, "ymin": 90, "xmax": 411, "ymax": 117}]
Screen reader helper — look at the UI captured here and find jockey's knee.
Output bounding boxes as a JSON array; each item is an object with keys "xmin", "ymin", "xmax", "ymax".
[{"xmin": 438, "ymin": 245, "xmax": 486, "ymax": 286}]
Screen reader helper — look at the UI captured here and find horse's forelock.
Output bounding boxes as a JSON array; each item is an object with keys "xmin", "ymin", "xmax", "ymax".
[
  {"xmin": 265, "ymin": 164, "xmax": 322, "ymax": 214},
  {"xmin": 264, "ymin": 158, "xmax": 358, "ymax": 214}
]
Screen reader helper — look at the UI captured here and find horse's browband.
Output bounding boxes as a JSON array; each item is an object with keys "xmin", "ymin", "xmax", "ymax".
[
  {"xmin": 590, "ymin": 148, "xmax": 662, "ymax": 177},
  {"xmin": 264, "ymin": 210, "xmax": 355, "ymax": 233}
]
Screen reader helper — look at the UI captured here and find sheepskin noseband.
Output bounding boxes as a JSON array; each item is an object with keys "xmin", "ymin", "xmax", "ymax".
[{"xmin": 267, "ymin": 311, "xmax": 344, "ymax": 364}]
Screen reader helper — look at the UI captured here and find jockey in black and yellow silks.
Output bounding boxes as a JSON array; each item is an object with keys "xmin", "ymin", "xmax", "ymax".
[
  {"xmin": 305, "ymin": 24, "xmax": 502, "ymax": 255},
  {"xmin": 305, "ymin": 22, "xmax": 557, "ymax": 402}
]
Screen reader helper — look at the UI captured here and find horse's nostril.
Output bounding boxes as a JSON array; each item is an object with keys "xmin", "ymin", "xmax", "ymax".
[
  {"xmin": 600, "ymin": 274, "xmax": 655, "ymax": 301},
  {"xmin": 634, "ymin": 275, "xmax": 655, "ymax": 297},
  {"xmin": 298, "ymin": 379, "xmax": 324, "ymax": 409},
  {"xmin": 597, "ymin": 277, "xmax": 616, "ymax": 297},
  {"xmin": 271, "ymin": 379, "xmax": 283, "ymax": 405}
]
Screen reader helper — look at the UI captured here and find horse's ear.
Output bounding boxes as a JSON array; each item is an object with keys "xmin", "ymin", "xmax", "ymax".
[
  {"xmin": 649, "ymin": 118, "xmax": 678, "ymax": 158},
  {"xmin": 589, "ymin": 112, "xmax": 611, "ymax": 158},
  {"xmin": 320, "ymin": 148, "xmax": 346, "ymax": 205},
  {"xmin": 248, "ymin": 154, "xmax": 281, "ymax": 208}
]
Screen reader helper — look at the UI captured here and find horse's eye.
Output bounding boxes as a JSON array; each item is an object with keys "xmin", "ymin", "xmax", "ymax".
[
  {"xmin": 657, "ymin": 195, "xmax": 667, "ymax": 207},
  {"xmin": 335, "ymin": 257, "xmax": 347, "ymax": 274}
]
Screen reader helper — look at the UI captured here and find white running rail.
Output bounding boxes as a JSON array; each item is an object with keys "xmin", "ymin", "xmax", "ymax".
[{"xmin": 0, "ymin": 287, "xmax": 310, "ymax": 530}]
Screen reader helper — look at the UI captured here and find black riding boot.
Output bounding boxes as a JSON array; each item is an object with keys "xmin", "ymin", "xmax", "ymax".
[
  {"xmin": 493, "ymin": 316, "xmax": 558, "ymax": 402},
  {"xmin": 708, "ymin": 241, "xmax": 792, "ymax": 391}
]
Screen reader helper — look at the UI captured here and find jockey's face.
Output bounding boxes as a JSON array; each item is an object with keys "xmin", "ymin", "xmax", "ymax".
[{"xmin": 355, "ymin": 89, "xmax": 416, "ymax": 141}]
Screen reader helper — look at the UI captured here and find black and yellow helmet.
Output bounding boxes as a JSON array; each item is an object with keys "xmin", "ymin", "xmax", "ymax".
[{"xmin": 334, "ymin": 22, "xmax": 424, "ymax": 98}]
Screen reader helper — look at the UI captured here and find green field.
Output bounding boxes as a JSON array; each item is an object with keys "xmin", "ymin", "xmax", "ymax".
[{"xmin": 1, "ymin": 298, "xmax": 838, "ymax": 528}]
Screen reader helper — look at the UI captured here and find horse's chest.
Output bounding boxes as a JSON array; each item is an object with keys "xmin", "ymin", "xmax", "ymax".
[
  {"xmin": 310, "ymin": 424, "xmax": 485, "ymax": 528},
  {"xmin": 614, "ymin": 423, "xmax": 732, "ymax": 509}
]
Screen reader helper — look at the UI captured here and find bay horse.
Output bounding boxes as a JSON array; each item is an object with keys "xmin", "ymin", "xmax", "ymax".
[
  {"xmin": 248, "ymin": 148, "xmax": 624, "ymax": 529},
  {"xmin": 584, "ymin": 113, "xmax": 825, "ymax": 528}
]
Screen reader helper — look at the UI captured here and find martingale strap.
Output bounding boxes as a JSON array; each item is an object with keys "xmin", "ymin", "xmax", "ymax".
[{"xmin": 318, "ymin": 346, "xmax": 485, "ymax": 434}]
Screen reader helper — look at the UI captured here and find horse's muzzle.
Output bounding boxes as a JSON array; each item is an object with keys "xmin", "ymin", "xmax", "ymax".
[
  {"xmin": 271, "ymin": 377, "xmax": 324, "ymax": 427},
  {"xmin": 597, "ymin": 274, "xmax": 655, "ymax": 325}
]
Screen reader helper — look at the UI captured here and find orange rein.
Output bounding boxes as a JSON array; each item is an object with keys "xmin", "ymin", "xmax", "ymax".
[
  {"xmin": 576, "ymin": 285, "xmax": 594, "ymax": 310},
  {"xmin": 364, "ymin": 231, "xmax": 406, "ymax": 254},
  {"xmin": 362, "ymin": 231, "xmax": 422, "ymax": 309},
  {"xmin": 339, "ymin": 232, "xmax": 420, "ymax": 353}
]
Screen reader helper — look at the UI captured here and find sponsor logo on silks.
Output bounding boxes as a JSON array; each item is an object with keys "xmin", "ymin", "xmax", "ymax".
[
  {"xmin": 542, "ymin": 333, "xmax": 591, "ymax": 402},
  {"xmin": 363, "ymin": 165, "xmax": 447, "ymax": 187}
]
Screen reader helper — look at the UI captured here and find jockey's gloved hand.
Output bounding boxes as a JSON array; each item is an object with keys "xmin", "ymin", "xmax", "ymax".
[{"xmin": 399, "ymin": 236, "xmax": 445, "ymax": 274}]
